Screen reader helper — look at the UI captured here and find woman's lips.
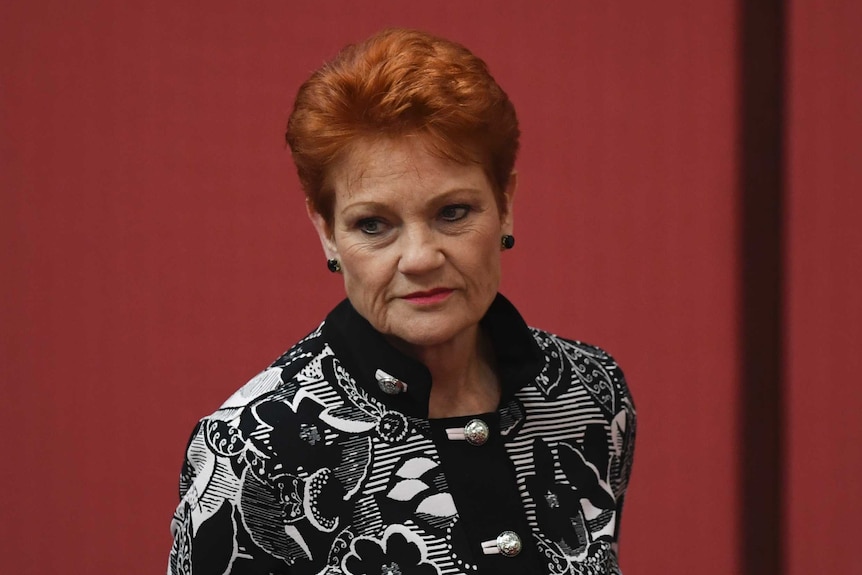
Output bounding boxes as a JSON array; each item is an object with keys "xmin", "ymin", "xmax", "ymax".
[{"xmin": 402, "ymin": 288, "xmax": 453, "ymax": 305}]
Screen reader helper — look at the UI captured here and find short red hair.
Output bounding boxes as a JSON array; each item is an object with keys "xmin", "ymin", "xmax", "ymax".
[{"xmin": 286, "ymin": 28, "xmax": 520, "ymax": 223}]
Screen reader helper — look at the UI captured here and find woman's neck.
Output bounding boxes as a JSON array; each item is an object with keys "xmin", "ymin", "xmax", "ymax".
[{"xmin": 389, "ymin": 326, "xmax": 501, "ymax": 418}]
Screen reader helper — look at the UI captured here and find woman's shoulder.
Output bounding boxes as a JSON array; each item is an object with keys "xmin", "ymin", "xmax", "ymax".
[
  {"xmin": 526, "ymin": 326, "xmax": 633, "ymax": 406},
  {"xmin": 205, "ymin": 322, "xmax": 331, "ymax": 420},
  {"xmin": 528, "ymin": 326, "xmax": 623, "ymax": 369}
]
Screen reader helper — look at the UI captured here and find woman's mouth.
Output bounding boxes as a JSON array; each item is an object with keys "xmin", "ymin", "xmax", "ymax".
[{"xmin": 402, "ymin": 288, "xmax": 454, "ymax": 305}]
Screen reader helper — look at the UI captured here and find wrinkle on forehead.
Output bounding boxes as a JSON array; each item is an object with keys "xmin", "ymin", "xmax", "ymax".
[{"xmin": 332, "ymin": 135, "xmax": 472, "ymax": 199}]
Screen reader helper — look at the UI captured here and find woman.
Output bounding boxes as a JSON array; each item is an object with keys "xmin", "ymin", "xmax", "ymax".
[{"xmin": 169, "ymin": 28, "xmax": 635, "ymax": 575}]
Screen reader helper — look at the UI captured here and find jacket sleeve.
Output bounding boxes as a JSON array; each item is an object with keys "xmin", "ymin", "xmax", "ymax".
[
  {"xmin": 608, "ymin": 358, "xmax": 636, "ymax": 571},
  {"xmin": 166, "ymin": 417, "xmax": 287, "ymax": 575}
]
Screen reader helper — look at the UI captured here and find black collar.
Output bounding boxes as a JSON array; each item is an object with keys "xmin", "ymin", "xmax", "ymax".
[{"xmin": 321, "ymin": 293, "xmax": 544, "ymax": 419}]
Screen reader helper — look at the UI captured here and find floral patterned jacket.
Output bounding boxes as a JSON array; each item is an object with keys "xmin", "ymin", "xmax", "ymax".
[{"xmin": 168, "ymin": 294, "xmax": 636, "ymax": 575}]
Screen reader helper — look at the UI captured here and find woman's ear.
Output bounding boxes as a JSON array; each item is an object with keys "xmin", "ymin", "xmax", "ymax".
[
  {"xmin": 501, "ymin": 171, "xmax": 517, "ymax": 235},
  {"xmin": 306, "ymin": 200, "xmax": 337, "ymax": 260}
]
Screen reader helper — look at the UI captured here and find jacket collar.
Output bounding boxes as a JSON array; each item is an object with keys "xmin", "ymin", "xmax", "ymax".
[{"xmin": 321, "ymin": 293, "xmax": 544, "ymax": 419}]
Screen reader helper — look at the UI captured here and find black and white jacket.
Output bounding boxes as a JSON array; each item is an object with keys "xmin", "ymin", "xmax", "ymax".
[{"xmin": 168, "ymin": 294, "xmax": 636, "ymax": 575}]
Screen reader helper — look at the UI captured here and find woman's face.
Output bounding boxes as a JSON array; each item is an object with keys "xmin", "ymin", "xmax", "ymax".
[{"xmin": 310, "ymin": 137, "xmax": 515, "ymax": 355}]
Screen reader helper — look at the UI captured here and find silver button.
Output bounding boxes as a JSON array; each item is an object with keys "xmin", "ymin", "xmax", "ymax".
[
  {"xmin": 496, "ymin": 531, "xmax": 522, "ymax": 557},
  {"xmin": 375, "ymin": 369, "xmax": 408, "ymax": 395},
  {"xmin": 463, "ymin": 419, "xmax": 490, "ymax": 446}
]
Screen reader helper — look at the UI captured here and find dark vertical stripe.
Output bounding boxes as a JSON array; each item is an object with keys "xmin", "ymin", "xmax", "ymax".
[{"xmin": 738, "ymin": 1, "xmax": 785, "ymax": 574}]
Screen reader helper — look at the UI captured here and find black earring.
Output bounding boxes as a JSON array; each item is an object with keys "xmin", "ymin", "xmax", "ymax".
[
  {"xmin": 326, "ymin": 259, "xmax": 341, "ymax": 273},
  {"xmin": 501, "ymin": 234, "xmax": 515, "ymax": 250}
]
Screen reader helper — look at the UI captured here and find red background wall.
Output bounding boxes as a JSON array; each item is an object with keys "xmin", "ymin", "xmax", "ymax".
[
  {"xmin": 785, "ymin": 1, "xmax": 862, "ymax": 573},
  {"xmin": 0, "ymin": 1, "xmax": 857, "ymax": 574}
]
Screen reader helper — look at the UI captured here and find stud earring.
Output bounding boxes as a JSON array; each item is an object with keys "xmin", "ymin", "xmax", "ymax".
[
  {"xmin": 501, "ymin": 235, "xmax": 515, "ymax": 250},
  {"xmin": 326, "ymin": 259, "xmax": 341, "ymax": 273}
]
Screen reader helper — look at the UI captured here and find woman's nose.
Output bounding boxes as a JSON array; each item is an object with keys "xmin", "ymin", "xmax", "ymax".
[{"xmin": 396, "ymin": 226, "xmax": 444, "ymax": 274}]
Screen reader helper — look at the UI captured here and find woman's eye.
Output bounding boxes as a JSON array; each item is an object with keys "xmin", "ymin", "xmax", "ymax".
[
  {"xmin": 357, "ymin": 218, "xmax": 384, "ymax": 235},
  {"xmin": 439, "ymin": 205, "xmax": 470, "ymax": 222}
]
